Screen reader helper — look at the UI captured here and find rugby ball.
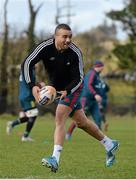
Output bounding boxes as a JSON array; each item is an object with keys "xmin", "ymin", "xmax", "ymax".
[{"xmin": 39, "ymin": 86, "xmax": 56, "ymax": 105}]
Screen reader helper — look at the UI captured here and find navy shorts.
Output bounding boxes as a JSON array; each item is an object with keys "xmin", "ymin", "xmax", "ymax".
[{"xmin": 59, "ymin": 85, "xmax": 82, "ymax": 116}]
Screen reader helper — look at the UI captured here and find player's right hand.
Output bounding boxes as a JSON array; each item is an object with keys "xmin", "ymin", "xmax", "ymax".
[
  {"xmin": 32, "ymin": 85, "xmax": 41, "ymax": 103},
  {"xmin": 94, "ymin": 94, "xmax": 102, "ymax": 103}
]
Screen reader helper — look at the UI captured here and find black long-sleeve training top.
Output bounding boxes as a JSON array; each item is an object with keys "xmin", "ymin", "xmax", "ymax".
[{"xmin": 21, "ymin": 38, "xmax": 84, "ymax": 94}]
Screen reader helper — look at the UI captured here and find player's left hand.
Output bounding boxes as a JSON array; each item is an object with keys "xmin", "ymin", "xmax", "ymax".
[{"xmin": 59, "ymin": 90, "xmax": 67, "ymax": 100}]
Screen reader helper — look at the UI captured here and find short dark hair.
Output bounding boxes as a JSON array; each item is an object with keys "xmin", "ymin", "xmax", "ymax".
[
  {"xmin": 55, "ymin": 24, "xmax": 71, "ymax": 34},
  {"xmin": 93, "ymin": 60, "xmax": 104, "ymax": 67}
]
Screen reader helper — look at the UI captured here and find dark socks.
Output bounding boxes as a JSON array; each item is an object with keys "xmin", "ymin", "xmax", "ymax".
[
  {"xmin": 12, "ymin": 117, "xmax": 28, "ymax": 128},
  {"xmin": 24, "ymin": 116, "xmax": 37, "ymax": 137}
]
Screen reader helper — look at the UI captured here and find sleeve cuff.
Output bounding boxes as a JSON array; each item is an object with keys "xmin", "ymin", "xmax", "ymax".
[{"xmin": 65, "ymin": 88, "xmax": 71, "ymax": 95}]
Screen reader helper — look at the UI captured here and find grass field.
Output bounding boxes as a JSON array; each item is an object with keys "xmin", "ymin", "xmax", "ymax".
[{"xmin": 0, "ymin": 113, "xmax": 136, "ymax": 179}]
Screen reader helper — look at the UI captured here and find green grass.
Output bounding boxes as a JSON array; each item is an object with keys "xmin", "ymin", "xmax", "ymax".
[
  {"xmin": 108, "ymin": 80, "xmax": 136, "ymax": 105},
  {"xmin": 0, "ymin": 113, "xmax": 136, "ymax": 179}
]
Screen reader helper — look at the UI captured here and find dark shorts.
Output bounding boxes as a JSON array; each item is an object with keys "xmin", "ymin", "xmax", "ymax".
[
  {"xmin": 58, "ymin": 85, "xmax": 82, "ymax": 116},
  {"xmin": 19, "ymin": 81, "xmax": 36, "ymax": 111}
]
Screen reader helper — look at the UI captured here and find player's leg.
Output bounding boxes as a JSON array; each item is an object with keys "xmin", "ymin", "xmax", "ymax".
[
  {"xmin": 65, "ymin": 121, "xmax": 76, "ymax": 140},
  {"xmin": 100, "ymin": 102, "xmax": 109, "ymax": 131},
  {"xmin": 73, "ymin": 108, "xmax": 104, "ymax": 139},
  {"xmin": 65, "ymin": 96, "xmax": 90, "ymax": 140},
  {"xmin": 19, "ymin": 78, "xmax": 39, "ymax": 141},
  {"xmin": 7, "ymin": 79, "xmax": 29, "ymax": 137},
  {"xmin": 6, "ymin": 111, "xmax": 28, "ymax": 135},
  {"xmin": 91, "ymin": 101, "xmax": 102, "ymax": 129},
  {"xmin": 21, "ymin": 107, "xmax": 38, "ymax": 142},
  {"xmin": 54, "ymin": 104, "xmax": 72, "ymax": 144},
  {"xmin": 41, "ymin": 88, "xmax": 81, "ymax": 172},
  {"xmin": 104, "ymin": 121, "xmax": 109, "ymax": 132},
  {"xmin": 73, "ymin": 109, "xmax": 119, "ymax": 167},
  {"xmin": 21, "ymin": 98, "xmax": 38, "ymax": 142},
  {"xmin": 101, "ymin": 109, "xmax": 109, "ymax": 131},
  {"xmin": 42, "ymin": 103, "xmax": 72, "ymax": 172}
]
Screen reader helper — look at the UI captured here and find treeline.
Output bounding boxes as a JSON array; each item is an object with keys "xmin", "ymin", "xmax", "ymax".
[{"xmin": 0, "ymin": 0, "xmax": 136, "ymax": 115}]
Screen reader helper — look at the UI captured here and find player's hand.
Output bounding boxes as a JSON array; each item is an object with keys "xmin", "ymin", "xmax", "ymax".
[
  {"xmin": 94, "ymin": 94, "xmax": 102, "ymax": 103},
  {"xmin": 59, "ymin": 90, "xmax": 67, "ymax": 100},
  {"xmin": 32, "ymin": 85, "xmax": 41, "ymax": 103},
  {"xmin": 39, "ymin": 82, "xmax": 46, "ymax": 87}
]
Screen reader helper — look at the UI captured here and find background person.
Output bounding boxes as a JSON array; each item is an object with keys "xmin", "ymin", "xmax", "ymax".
[
  {"xmin": 6, "ymin": 68, "xmax": 44, "ymax": 142},
  {"xmin": 66, "ymin": 60, "xmax": 105, "ymax": 139},
  {"xmin": 66, "ymin": 74, "xmax": 110, "ymax": 139}
]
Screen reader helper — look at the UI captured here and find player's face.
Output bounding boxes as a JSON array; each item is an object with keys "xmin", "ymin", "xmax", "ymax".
[
  {"xmin": 97, "ymin": 66, "xmax": 104, "ymax": 73},
  {"xmin": 55, "ymin": 29, "xmax": 72, "ymax": 50},
  {"xmin": 95, "ymin": 66, "xmax": 104, "ymax": 73}
]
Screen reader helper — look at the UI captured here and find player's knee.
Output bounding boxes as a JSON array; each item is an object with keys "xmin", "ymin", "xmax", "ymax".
[
  {"xmin": 76, "ymin": 119, "xmax": 87, "ymax": 129},
  {"xmin": 55, "ymin": 110, "xmax": 67, "ymax": 127},
  {"xmin": 55, "ymin": 114, "xmax": 65, "ymax": 127},
  {"xmin": 56, "ymin": 106, "xmax": 68, "ymax": 120},
  {"xmin": 25, "ymin": 108, "xmax": 39, "ymax": 117},
  {"xmin": 19, "ymin": 111, "xmax": 26, "ymax": 118}
]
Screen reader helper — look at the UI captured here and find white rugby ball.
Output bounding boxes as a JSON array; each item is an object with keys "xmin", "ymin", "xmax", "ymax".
[{"xmin": 39, "ymin": 86, "xmax": 56, "ymax": 105}]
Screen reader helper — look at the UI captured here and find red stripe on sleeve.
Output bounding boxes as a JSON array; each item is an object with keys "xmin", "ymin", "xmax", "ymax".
[{"xmin": 88, "ymin": 70, "xmax": 96, "ymax": 95}]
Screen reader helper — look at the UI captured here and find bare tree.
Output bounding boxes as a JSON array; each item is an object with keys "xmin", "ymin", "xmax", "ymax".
[
  {"xmin": 27, "ymin": 0, "xmax": 43, "ymax": 52},
  {"xmin": 0, "ymin": 0, "xmax": 9, "ymax": 113}
]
